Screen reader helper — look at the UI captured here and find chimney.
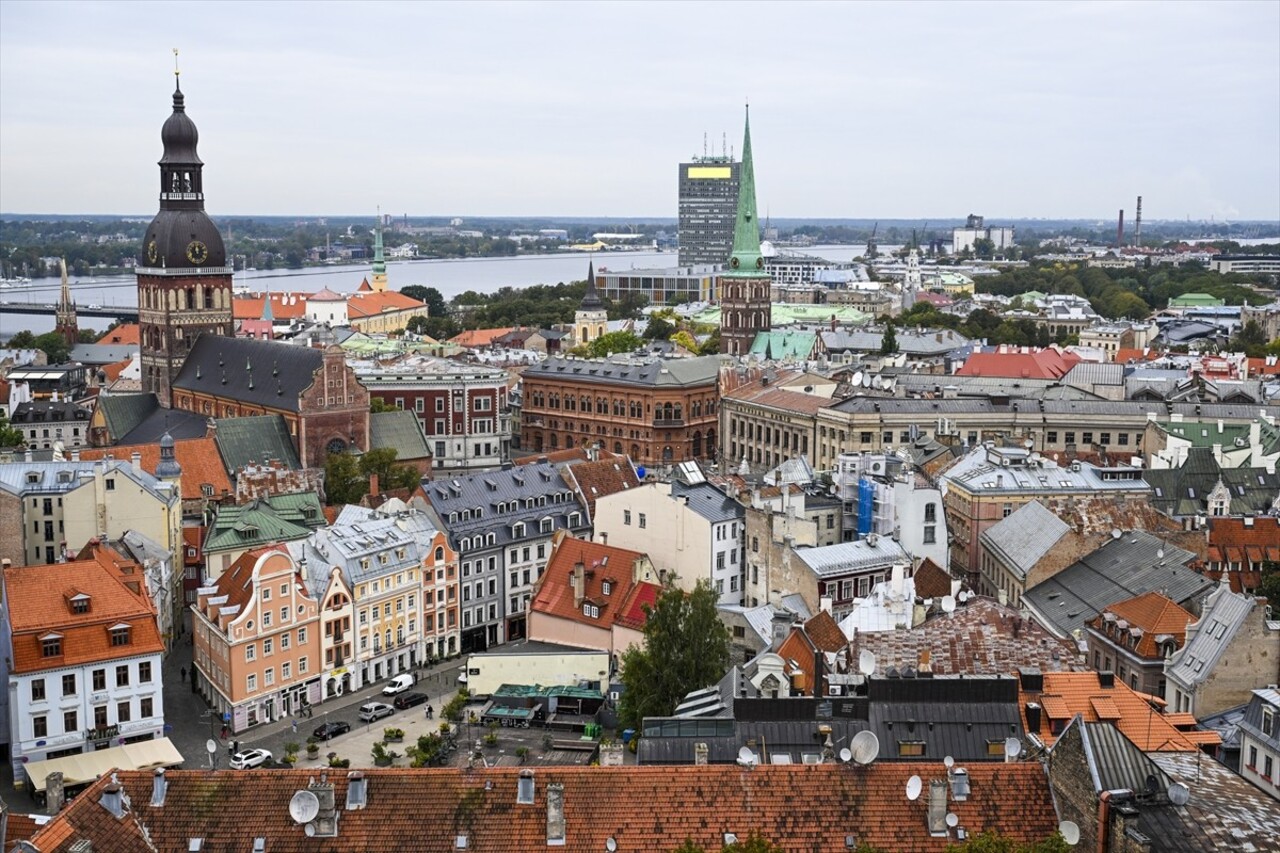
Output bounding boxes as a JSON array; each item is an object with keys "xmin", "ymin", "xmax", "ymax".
[
  {"xmin": 599, "ymin": 531, "xmax": 607, "ymax": 546},
  {"xmin": 131, "ymin": 451, "xmax": 142, "ymax": 472},
  {"xmin": 308, "ymin": 775, "xmax": 338, "ymax": 837},
  {"xmin": 918, "ymin": 648, "xmax": 932, "ymax": 674},
  {"xmin": 150, "ymin": 768, "xmax": 167, "ymax": 807},
  {"xmin": 546, "ymin": 782, "xmax": 566, "ymax": 845},
  {"xmin": 71, "ymin": 448, "xmax": 80, "ymax": 462},
  {"xmin": 572, "ymin": 562, "xmax": 585, "ymax": 608},
  {"xmin": 1024, "ymin": 702, "xmax": 1042, "ymax": 734},
  {"xmin": 770, "ymin": 610, "xmax": 793, "ymax": 652},
  {"xmin": 46, "ymin": 771, "xmax": 66, "ymax": 815},
  {"xmin": 694, "ymin": 742, "xmax": 709, "ymax": 766},
  {"xmin": 99, "ymin": 780, "xmax": 125, "ymax": 819},
  {"xmin": 369, "ymin": 472, "xmax": 380, "ymax": 496},
  {"xmin": 599, "ymin": 742, "xmax": 625, "ymax": 766}
]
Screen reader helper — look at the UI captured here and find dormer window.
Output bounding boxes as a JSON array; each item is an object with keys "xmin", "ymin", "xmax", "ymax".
[
  {"xmin": 583, "ymin": 603, "xmax": 599, "ymax": 619},
  {"xmin": 41, "ymin": 634, "xmax": 63, "ymax": 657},
  {"xmin": 69, "ymin": 593, "xmax": 91, "ymax": 615},
  {"xmin": 109, "ymin": 625, "xmax": 131, "ymax": 647},
  {"xmin": 602, "ymin": 581, "xmax": 612, "ymax": 596}
]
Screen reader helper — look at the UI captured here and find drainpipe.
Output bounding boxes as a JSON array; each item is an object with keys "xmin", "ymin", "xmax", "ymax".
[{"xmin": 1097, "ymin": 789, "xmax": 1132, "ymax": 853}]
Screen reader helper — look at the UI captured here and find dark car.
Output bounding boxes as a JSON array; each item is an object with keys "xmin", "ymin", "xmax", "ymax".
[
  {"xmin": 312, "ymin": 720, "xmax": 351, "ymax": 740},
  {"xmin": 393, "ymin": 691, "xmax": 429, "ymax": 710}
]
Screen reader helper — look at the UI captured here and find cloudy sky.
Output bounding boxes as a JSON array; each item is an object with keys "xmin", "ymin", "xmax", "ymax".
[{"xmin": 2, "ymin": 1, "xmax": 1277, "ymax": 221}]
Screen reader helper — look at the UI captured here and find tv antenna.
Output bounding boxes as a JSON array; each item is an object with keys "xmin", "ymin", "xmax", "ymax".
[
  {"xmin": 858, "ymin": 650, "xmax": 877, "ymax": 676},
  {"xmin": 851, "ymin": 731, "xmax": 880, "ymax": 765},
  {"xmin": 905, "ymin": 775, "xmax": 923, "ymax": 801},
  {"xmin": 289, "ymin": 790, "xmax": 320, "ymax": 824},
  {"xmin": 1167, "ymin": 782, "xmax": 1191, "ymax": 806},
  {"xmin": 1058, "ymin": 821, "xmax": 1081, "ymax": 846}
]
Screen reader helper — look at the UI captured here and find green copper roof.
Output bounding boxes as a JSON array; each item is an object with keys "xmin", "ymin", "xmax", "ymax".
[
  {"xmin": 725, "ymin": 106, "xmax": 765, "ymax": 277},
  {"xmin": 372, "ymin": 219, "xmax": 386, "ymax": 276},
  {"xmin": 203, "ymin": 496, "xmax": 317, "ymax": 554}
]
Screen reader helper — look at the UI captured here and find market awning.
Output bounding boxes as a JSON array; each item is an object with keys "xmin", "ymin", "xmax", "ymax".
[{"xmin": 23, "ymin": 737, "xmax": 185, "ymax": 792}]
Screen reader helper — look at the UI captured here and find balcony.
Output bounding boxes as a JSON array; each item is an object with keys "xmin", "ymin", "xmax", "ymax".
[
  {"xmin": 652, "ymin": 418, "xmax": 686, "ymax": 428},
  {"xmin": 85, "ymin": 724, "xmax": 119, "ymax": 742}
]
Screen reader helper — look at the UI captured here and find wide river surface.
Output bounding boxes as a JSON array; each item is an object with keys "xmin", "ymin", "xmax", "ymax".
[{"xmin": 1, "ymin": 244, "xmax": 879, "ymax": 338}]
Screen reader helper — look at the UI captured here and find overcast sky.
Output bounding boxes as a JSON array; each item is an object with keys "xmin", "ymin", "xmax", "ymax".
[{"xmin": 2, "ymin": 1, "xmax": 1277, "ymax": 221}]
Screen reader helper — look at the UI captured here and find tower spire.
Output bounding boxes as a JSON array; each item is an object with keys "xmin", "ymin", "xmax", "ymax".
[
  {"xmin": 55, "ymin": 257, "xmax": 78, "ymax": 348},
  {"xmin": 370, "ymin": 208, "xmax": 388, "ymax": 292},
  {"xmin": 727, "ymin": 104, "xmax": 763, "ymax": 273},
  {"xmin": 579, "ymin": 256, "xmax": 603, "ymax": 310}
]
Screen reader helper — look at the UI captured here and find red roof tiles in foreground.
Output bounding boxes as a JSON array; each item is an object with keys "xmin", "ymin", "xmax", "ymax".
[
  {"xmin": 95, "ymin": 323, "xmax": 140, "ymax": 346},
  {"xmin": 531, "ymin": 534, "xmax": 660, "ymax": 633},
  {"xmin": 956, "ymin": 347, "xmax": 1081, "ymax": 380},
  {"xmin": 28, "ymin": 764, "xmax": 1061, "ymax": 853},
  {"xmin": 78, "ymin": 436, "xmax": 232, "ymax": 502}
]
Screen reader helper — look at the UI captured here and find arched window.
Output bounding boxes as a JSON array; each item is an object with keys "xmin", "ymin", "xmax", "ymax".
[
  {"xmin": 613, "ymin": 441, "xmax": 622, "ymax": 454},
  {"xmin": 326, "ymin": 438, "xmax": 346, "ymax": 455},
  {"xmin": 631, "ymin": 444, "xmax": 640, "ymax": 460},
  {"xmin": 434, "ymin": 546, "xmax": 444, "ymax": 561},
  {"xmin": 692, "ymin": 431, "xmax": 703, "ymax": 458}
]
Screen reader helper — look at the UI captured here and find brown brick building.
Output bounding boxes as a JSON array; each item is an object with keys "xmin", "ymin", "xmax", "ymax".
[
  {"xmin": 519, "ymin": 355, "xmax": 721, "ymax": 467},
  {"xmin": 170, "ymin": 335, "xmax": 369, "ymax": 468}
]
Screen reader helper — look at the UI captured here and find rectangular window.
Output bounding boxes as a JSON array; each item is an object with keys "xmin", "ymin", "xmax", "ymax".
[
  {"xmin": 110, "ymin": 626, "xmax": 130, "ymax": 646},
  {"xmin": 299, "ymin": 656, "xmax": 308, "ymax": 673},
  {"xmin": 1065, "ymin": 431, "xmax": 1076, "ymax": 445},
  {"xmin": 62, "ymin": 673, "xmax": 76, "ymax": 695},
  {"xmin": 1264, "ymin": 709, "xmax": 1275, "ymax": 737},
  {"xmin": 115, "ymin": 665, "xmax": 129, "ymax": 687},
  {"xmin": 117, "ymin": 701, "xmax": 131, "ymax": 723},
  {"xmin": 264, "ymin": 638, "xmax": 273, "ymax": 656},
  {"xmin": 246, "ymin": 644, "xmax": 257, "ymax": 662},
  {"xmin": 924, "ymin": 503, "xmax": 936, "ymax": 523},
  {"xmin": 42, "ymin": 637, "xmax": 62, "ymax": 657},
  {"xmin": 93, "ymin": 669, "xmax": 105, "ymax": 691},
  {"xmin": 247, "ymin": 674, "xmax": 257, "ymax": 693},
  {"xmin": 140, "ymin": 697, "xmax": 153, "ymax": 718},
  {"xmin": 283, "ymin": 662, "xmax": 292, "ymax": 680},
  {"xmin": 1047, "ymin": 431, "xmax": 1058, "ymax": 444},
  {"xmin": 281, "ymin": 633, "xmax": 291, "ymax": 650},
  {"xmin": 638, "ymin": 513, "xmax": 646, "ymax": 529},
  {"xmin": 31, "ymin": 679, "xmax": 46, "ymax": 702},
  {"xmin": 1118, "ymin": 433, "xmax": 1129, "ymax": 446},
  {"xmin": 923, "ymin": 526, "xmax": 936, "ymax": 544},
  {"xmin": 64, "ymin": 710, "xmax": 77, "ymax": 732},
  {"xmin": 265, "ymin": 668, "xmax": 275, "ymax": 687},
  {"xmin": 33, "ymin": 716, "xmax": 47, "ymax": 738},
  {"xmin": 298, "ymin": 626, "xmax": 307, "ymax": 644},
  {"xmin": 898, "ymin": 741, "xmax": 926, "ymax": 757},
  {"xmin": 1100, "ymin": 432, "xmax": 1111, "ymax": 445},
  {"xmin": 263, "ymin": 611, "xmax": 272, "ymax": 628},
  {"xmin": 624, "ymin": 510, "xmax": 632, "ymax": 525},
  {"xmin": 139, "ymin": 662, "xmax": 152, "ymax": 683}
]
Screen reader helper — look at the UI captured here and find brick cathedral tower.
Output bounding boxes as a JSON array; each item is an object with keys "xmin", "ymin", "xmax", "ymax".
[
  {"xmin": 137, "ymin": 66, "xmax": 233, "ymax": 406},
  {"xmin": 718, "ymin": 106, "xmax": 771, "ymax": 357}
]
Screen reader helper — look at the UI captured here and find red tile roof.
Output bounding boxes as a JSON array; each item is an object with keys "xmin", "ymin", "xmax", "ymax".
[
  {"xmin": 78, "ymin": 436, "xmax": 232, "ymax": 502},
  {"xmin": 1207, "ymin": 517, "xmax": 1280, "ymax": 566},
  {"xmin": 232, "ymin": 293, "xmax": 309, "ymax": 321},
  {"xmin": 513, "ymin": 447, "xmax": 620, "ymax": 466},
  {"xmin": 956, "ymin": 347, "xmax": 1081, "ymax": 380},
  {"xmin": 27, "ymin": 764, "xmax": 1061, "ymax": 853},
  {"xmin": 346, "ymin": 289, "xmax": 426, "ymax": 318},
  {"xmin": 1114, "ymin": 347, "xmax": 1161, "ymax": 364},
  {"xmin": 1246, "ymin": 356, "xmax": 1280, "ymax": 377},
  {"xmin": 1021, "ymin": 671, "xmax": 1219, "ymax": 750},
  {"xmin": 1087, "ymin": 591, "xmax": 1193, "ymax": 658},
  {"xmin": 531, "ymin": 535, "xmax": 660, "ymax": 633},
  {"xmin": 95, "ymin": 323, "xmax": 140, "ymax": 346},
  {"xmin": 3, "ymin": 545, "xmax": 164, "ymax": 674},
  {"xmin": 562, "ymin": 456, "xmax": 640, "ymax": 519},
  {"xmin": 449, "ymin": 327, "xmax": 516, "ymax": 348},
  {"xmin": 912, "ymin": 558, "xmax": 953, "ymax": 600}
]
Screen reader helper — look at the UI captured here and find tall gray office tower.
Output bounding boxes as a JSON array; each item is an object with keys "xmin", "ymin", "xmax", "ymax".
[{"xmin": 678, "ymin": 154, "xmax": 740, "ymax": 267}]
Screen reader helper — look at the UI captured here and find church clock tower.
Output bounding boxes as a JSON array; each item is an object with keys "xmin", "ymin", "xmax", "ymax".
[
  {"xmin": 137, "ymin": 66, "xmax": 233, "ymax": 406},
  {"xmin": 719, "ymin": 106, "xmax": 771, "ymax": 357}
]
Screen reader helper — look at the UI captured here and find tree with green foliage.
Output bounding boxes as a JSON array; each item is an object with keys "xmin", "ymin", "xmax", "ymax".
[
  {"xmin": 359, "ymin": 447, "xmax": 422, "ymax": 492},
  {"xmin": 671, "ymin": 330, "xmax": 699, "ymax": 353},
  {"xmin": 1260, "ymin": 561, "xmax": 1280, "ymax": 607},
  {"xmin": 323, "ymin": 452, "xmax": 366, "ymax": 506},
  {"xmin": 399, "ymin": 285, "xmax": 449, "ymax": 318},
  {"xmin": 699, "ymin": 328, "xmax": 721, "ymax": 355},
  {"xmin": 643, "ymin": 315, "xmax": 676, "ymax": 340},
  {"xmin": 880, "ymin": 321, "xmax": 898, "ymax": 355},
  {"xmin": 618, "ymin": 580, "xmax": 730, "ymax": 731},
  {"xmin": 587, "ymin": 330, "xmax": 642, "ymax": 358},
  {"xmin": 4, "ymin": 329, "xmax": 70, "ymax": 364},
  {"xmin": 948, "ymin": 830, "xmax": 1072, "ymax": 853},
  {"xmin": 370, "ymin": 397, "xmax": 391, "ymax": 413},
  {"xmin": 406, "ymin": 314, "xmax": 461, "ymax": 341},
  {"xmin": 0, "ymin": 410, "xmax": 23, "ymax": 448},
  {"xmin": 1231, "ymin": 319, "xmax": 1271, "ymax": 358}
]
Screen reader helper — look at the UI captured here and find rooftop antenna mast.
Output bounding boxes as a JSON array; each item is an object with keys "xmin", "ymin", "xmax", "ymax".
[
  {"xmin": 172, "ymin": 47, "xmax": 180, "ymax": 80},
  {"xmin": 704, "ymin": 132, "xmax": 708, "ymax": 159}
]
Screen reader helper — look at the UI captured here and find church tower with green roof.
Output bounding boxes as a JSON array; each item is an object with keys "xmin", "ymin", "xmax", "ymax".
[
  {"xmin": 370, "ymin": 211, "xmax": 388, "ymax": 292},
  {"xmin": 719, "ymin": 106, "xmax": 772, "ymax": 356}
]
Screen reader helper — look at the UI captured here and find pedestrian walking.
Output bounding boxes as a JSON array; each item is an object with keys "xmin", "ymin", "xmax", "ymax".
[
  {"xmin": 220, "ymin": 724, "xmax": 228, "ymax": 740},
  {"xmin": 291, "ymin": 719, "xmax": 298, "ymax": 734},
  {"xmin": 180, "ymin": 666, "xmax": 186, "ymax": 681},
  {"xmin": 427, "ymin": 704, "xmax": 434, "ymax": 720}
]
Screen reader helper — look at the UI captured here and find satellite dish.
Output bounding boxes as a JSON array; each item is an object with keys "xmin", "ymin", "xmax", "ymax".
[
  {"xmin": 958, "ymin": 590, "xmax": 969, "ymax": 603},
  {"xmin": 736, "ymin": 746, "xmax": 758, "ymax": 767},
  {"xmin": 205, "ymin": 739, "xmax": 217, "ymax": 756},
  {"xmin": 946, "ymin": 813, "xmax": 959, "ymax": 828},
  {"xmin": 839, "ymin": 747, "xmax": 853, "ymax": 764},
  {"xmin": 1167, "ymin": 782, "xmax": 1191, "ymax": 806},
  {"xmin": 944, "ymin": 755, "xmax": 955, "ymax": 769},
  {"xmin": 1111, "ymin": 529, "xmax": 1122, "ymax": 540},
  {"xmin": 1004, "ymin": 737, "xmax": 1021, "ymax": 759},
  {"xmin": 289, "ymin": 790, "xmax": 320, "ymax": 824},
  {"xmin": 858, "ymin": 650, "xmax": 877, "ymax": 676},
  {"xmin": 872, "ymin": 375, "xmax": 883, "ymax": 389},
  {"xmin": 1156, "ymin": 548, "xmax": 1165, "ymax": 560},
  {"xmin": 906, "ymin": 775, "xmax": 923, "ymax": 801},
  {"xmin": 851, "ymin": 731, "xmax": 880, "ymax": 765},
  {"xmin": 304, "ymin": 823, "xmax": 316, "ymax": 837},
  {"xmin": 884, "ymin": 378, "xmax": 896, "ymax": 392},
  {"xmin": 941, "ymin": 595, "xmax": 956, "ymax": 614},
  {"xmin": 851, "ymin": 371, "xmax": 864, "ymax": 388},
  {"xmin": 606, "ymin": 838, "xmax": 618, "ymax": 852},
  {"xmin": 1059, "ymin": 821, "xmax": 1081, "ymax": 846}
]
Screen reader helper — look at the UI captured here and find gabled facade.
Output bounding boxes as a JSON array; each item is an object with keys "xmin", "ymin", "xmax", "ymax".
[
  {"xmin": 2, "ymin": 548, "xmax": 166, "ymax": 782},
  {"xmin": 1084, "ymin": 592, "xmax": 1193, "ymax": 698},
  {"xmin": 191, "ymin": 549, "xmax": 322, "ymax": 732},
  {"xmin": 201, "ymin": 493, "xmax": 324, "ymax": 577},
  {"xmin": 1239, "ymin": 688, "xmax": 1280, "ymax": 800}
]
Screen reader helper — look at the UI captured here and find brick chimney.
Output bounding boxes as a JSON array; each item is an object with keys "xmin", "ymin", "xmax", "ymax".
[
  {"xmin": 599, "ymin": 742, "xmax": 625, "ymax": 766},
  {"xmin": 694, "ymin": 742, "xmax": 709, "ymax": 765},
  {"xmin": 572, "ymin": 561, "xmax": 585, "ymax": 608},
  {"xmin": 369, "ymin": 472, "xmax": 380, "ymax": 496},
  {"xmin": 46, "ymin": 771, "xmax": 65, "ymax": 815}
]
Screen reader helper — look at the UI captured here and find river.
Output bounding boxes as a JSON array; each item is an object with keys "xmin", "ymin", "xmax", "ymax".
[{"xmin": 1, "ymin": 244, "xmax": 884, "ymax": 339}]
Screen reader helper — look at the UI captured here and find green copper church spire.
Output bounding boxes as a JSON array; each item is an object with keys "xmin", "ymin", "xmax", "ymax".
[
  {"xmin": 727, "ymin": 104, "xmax": 764, "ymax": 275},
  {"xmin": 370, "ymin": 208, "xmax": 388, "ymax": 291}
]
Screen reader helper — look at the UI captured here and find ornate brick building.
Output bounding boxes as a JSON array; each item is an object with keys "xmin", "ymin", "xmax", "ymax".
[
  {"xmin": 136, "ymin": 71, "xmax": 234, "ymax": 406},
  {"xmin": 520, "ymin": 355, "xmax": 720, "ymax": 466}
]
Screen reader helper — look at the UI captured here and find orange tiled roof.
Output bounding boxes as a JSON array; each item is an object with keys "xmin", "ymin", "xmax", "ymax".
[
  {"xmin": 1207, "ymin": 517, "xmax": 1280, "ymax": 565},
  {"xmin": 449, "ymin": 327, "xmax": 516, "ymax": 348},
  {"xmin": 956, "ymin": 348, "xmax": 1081, "ymax": 380},
  {"xmin": 99, "ymin": 356, "xmax": 133, "ymax": 383},
  {"xmin": 531, "ymin": 535, "xmax": 658, "ymax": 632},
  {"xmin": 27, "ymin": 764, "xmax": 1061, "ymax": 853},
  {"xmin": 182, "ymin": 527, "xmax": 202, "ymax": 566},
  {"xmin": 1246, "ymin": 356, "xmax": 1280, "ymax": 377},
  {"xmin": 1114, "ymin": 348, "xmax": 1161, "ymax": 364},
  {"xmin": 78, "ymin": 436, "xmax": 231, "ymax": 503},
  {"xmin": 346, "ymin": 289, "xmax": 426, "ymax": 318},
  {"xmin": 95, "ymin": 323, "xmax": 140, "ymax": 346},
  {"xmin": 3, "ymin": 546, "xmax": 164, "ymax": 674},
  {"xmin": 1087, "ymin": 591, "xmax": 1193, "ymax": 659},
  {"xmin": 513, "ymin": 447, "xmax": 607, "ymax": 466},
  {"xmin": 1022, "ymin": 671, "xmax": 1219, "ymax": 750},
  {"xmin": 804, "ymin": 610, "xmax": 847, "ymax": 653},
  {"xmin": 232, "ymin": 293, "xmax": 309, "ymax": 321},
  {"xmin": 562, "ymin": 456, "xmax": 640, "ymax": 518},
  {"xmin": 912, "ymin": 558, "xmax": 952, "ymax": 600}
]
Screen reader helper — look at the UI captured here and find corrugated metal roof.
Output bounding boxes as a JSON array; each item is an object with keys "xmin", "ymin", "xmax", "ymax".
[
  {"xmin": 369, "ymin": 409, "xmax": 431, "ymax": 461},
  {"xmin": 792, "ymin": 537, "xmax": 909, "ymax": 578}
]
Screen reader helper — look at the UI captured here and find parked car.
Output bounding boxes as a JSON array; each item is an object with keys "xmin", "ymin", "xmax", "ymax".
[
  {"xmin": 312, "ymin": 720, "xmax": 351, "ymax": 740},
  {"xmin": 382, "ymin": 674, "xmax": 415, "ymax": 695},
  {"xmin": 358, "ymin": 702, "xmax": 395, "ymax": 722},
  {"xmin": 229, "ymin": 748, "xmax": 273, "ymax": 770},
  {"xmin": 393, "ymin": 691, "xmax": 429, "ymax": 710}
]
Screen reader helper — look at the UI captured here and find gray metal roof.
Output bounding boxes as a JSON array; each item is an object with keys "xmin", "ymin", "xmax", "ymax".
[
  {"xmin": 1023, "ymin": 532, "xmax": 1210, "ymax": 639},
  {"xmin": 792, "ymin": 537, "xmax": 909, "ymax": 578},
  {"xmin": 522, "ymin": 354, "xmax": 722, "ymax": 389},
  {"xmin": 213, "ymin": 415, "xmax": 301, "ymax": 472},
  {"xmin": 671, "ymin": 480, "xmax": 744, "ymax": 525},
  {"xmin": 173, "ymin": 334, "xmax": 323, "ymax": 413},
  {"xmin": 424, "ymin": 461, "xmax": 590, "ymax": 549},
  {"xmin": 116, "ymin": 406, "xmax": 208, "ymax": 445},
  {"xmin": 1165, "ymin": 585, "xmax": 1258, "ymax": 690},
  {"xmin": 942, "ymin": 446, "xmax": 1150, "ymax": 495},
  {"xmin": 69, "ymin": 343, "xmax": 139, "ymax": 366},
  {"xmin": 370, "ymin": 410, "xmax": 431, "ymax": 461},
  {"xmin": 978, "ymin": 502, "xmax": 1070, "ymax": 579},
  {"xmin": 820, "ymin": 328, "xmax": 971, "ymax": 356},
  {"xmin": 0, "ymin": 458, "xmax": 176, "ymax": 502},
  {"xmin": 1237, "ymin": 689, "xmax": 1280, "ymax": 751},
  {"xmin": 1062, "ymin": 362, "xmax": 1124, "ymax": 388},
  {"xmin": 95, "ymin": 393, "xmax": 160, "ymax": 440}
]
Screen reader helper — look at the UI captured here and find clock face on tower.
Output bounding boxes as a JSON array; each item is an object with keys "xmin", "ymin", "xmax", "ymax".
[
  {"xmin": 147, "ymin": 240, "xmax": 158, "ymax": 264},
  {"xmin": 186, "ymin": 240, "xmax": 209, "ymax": 265}
]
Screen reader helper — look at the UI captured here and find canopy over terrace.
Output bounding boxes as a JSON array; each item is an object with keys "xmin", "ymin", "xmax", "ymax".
[{"xmin": 23, "ymin": 737, "xmax": 184, "ymax": 792}]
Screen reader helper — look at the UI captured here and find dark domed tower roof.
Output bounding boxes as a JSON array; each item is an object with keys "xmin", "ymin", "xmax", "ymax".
[{"xmin": 138, "ymin": 77, "xmax": 226, "ymax": 270}]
